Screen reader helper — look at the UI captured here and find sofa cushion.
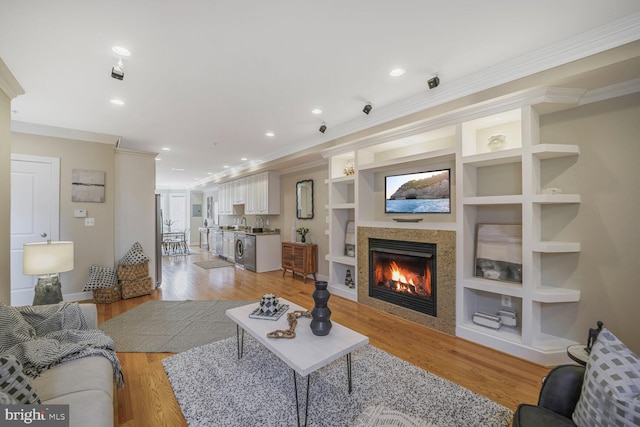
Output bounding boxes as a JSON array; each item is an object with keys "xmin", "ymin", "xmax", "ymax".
[
  {"xmin": 352, "ymin": 405, "xmax": 437, "ymax": 427},
  {"xmin": 119, "ymin": 242, "xmax": 149, "ymax": 265},
  {"xmin": 83, "ymin": 265, "xmax": 118, "ymax": 290},
  {"xmin": 0, "ymin": 390, "xmax": 19, "ymax": 404},
  {"xmin": 32, "ymin": 356, "xmax": 114, "ymax": 402},
  {"xmin": 0, "ymin": 354, "xmax": 41, "ymax": 404},
  {"xmin": 572, "ymin": 329, "xmax": 640, "ymax": 426}
]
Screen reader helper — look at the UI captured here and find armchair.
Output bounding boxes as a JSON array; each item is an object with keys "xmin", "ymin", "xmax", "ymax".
[{"xmin": 512, "ymin": 364, "xmax": 585, "ymax": 427}]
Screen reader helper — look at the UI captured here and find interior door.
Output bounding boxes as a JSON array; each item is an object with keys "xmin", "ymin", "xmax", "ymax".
[{"xmin": 10, "ymin": 154, "xmax": 60, "ymax": 306}]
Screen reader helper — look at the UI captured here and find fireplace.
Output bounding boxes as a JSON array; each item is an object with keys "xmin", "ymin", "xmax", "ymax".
[{"xmin": 368, "ymin": 238, "xmax": 437, "ymax": 317}]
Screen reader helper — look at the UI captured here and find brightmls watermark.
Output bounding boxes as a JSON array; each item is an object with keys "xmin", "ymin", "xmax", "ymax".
[{"xmin": 1, "ymin": 405, "xmax": 69, "ymax": 426}]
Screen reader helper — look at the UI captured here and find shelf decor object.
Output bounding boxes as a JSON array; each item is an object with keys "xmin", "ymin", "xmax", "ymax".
[
  {"xmin": 487, "ymin": 132, "xmax": 507, "ymax": 152},
  {"xmin": 474, "ymin": 224, "xmax": 523, "ymax": 284}
]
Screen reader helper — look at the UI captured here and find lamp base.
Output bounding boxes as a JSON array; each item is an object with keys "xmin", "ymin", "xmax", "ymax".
[{"xmin": 33, "ymin": 275, "xmax": 63, "ymax": 305}]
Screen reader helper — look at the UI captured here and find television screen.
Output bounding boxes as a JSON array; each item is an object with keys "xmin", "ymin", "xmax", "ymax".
[{"xmin": 385, "ymin": 169, "xmax": 451, "ymax": 214}]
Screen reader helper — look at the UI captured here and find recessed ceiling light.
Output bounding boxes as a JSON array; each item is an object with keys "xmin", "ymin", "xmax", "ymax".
[
  {"xmin": 171, "ymin": 168, "xmax": 184, "ymax": 171},
  {"xmin": 312, "ymin": 108, "xmax": 322, "ymax": 115},
  {"xmin": 389, "ymin": 68, "xmax": 406, "ymax": 77},
  {"xmin": 265, "ymin": 132, "xmax": 275, "ymax": 137},
  {"xmin": 110, "ymin": 99, "xmax": 124, "ymax": 105},
  {"xmin": 155, "ymin": 158, "xmax": 161, "ymax": 161},
  {"xmin": 112, "ymin": 46, "xmax": 131, "ymax": 56},
  {"xmin": 223, "ymin": 165, "xmax": 229, "ymax": 168},
  {"xmin": 162, "ymin": 147, "xmax": 171, "ymax": 151},
  {"xmin": 207, "ymin": 172, "xmax": 213, "ymax": 175}
]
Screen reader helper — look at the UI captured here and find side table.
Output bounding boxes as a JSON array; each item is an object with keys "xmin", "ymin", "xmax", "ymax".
[{"xmin": 566, "ymin": 344, "xmax": 589, "ymax": 366}]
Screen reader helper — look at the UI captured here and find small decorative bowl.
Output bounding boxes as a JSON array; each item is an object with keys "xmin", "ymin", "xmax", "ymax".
[{"xmin": 487, "ymin": 133, "xmax": 507, "ymax": 152}]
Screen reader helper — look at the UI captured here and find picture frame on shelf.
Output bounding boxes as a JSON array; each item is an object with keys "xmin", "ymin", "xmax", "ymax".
[
  {"xmin": 474, "ymin": 224, "xmax": 522, "ymax": 283},
  {"xmin": 345, "ymin": 221, "xmax": 356, "ymax": 257}
]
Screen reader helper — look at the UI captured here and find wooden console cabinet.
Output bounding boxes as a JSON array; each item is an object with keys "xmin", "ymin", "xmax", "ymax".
[{"xmin": 281, "ymin": 242, "xmax": 317, "ymax": 283}]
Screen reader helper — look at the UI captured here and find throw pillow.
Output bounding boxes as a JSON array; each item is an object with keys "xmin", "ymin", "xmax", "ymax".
[
  {"xmin": 0, "ymin": 390, "xmax": 19, "ymax": 404},
  {"xmin": 119, "ymin": 242, "xmax": 150, "ymax": 265},
  {"xmin": 0, "ymin": 355, "xmax": 41, "ymax": 404},
  {"xmin": 82, "ymin": 265, "xmax": 118, "ymax": 291},
  {"xmin": 572, "ymin": 329, "xmax": 640, "ymax": 426}
]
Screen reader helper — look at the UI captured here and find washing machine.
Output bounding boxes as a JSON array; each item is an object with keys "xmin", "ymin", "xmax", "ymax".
[{"xmin": 234, "ymin": 232, "xmax": 245, "ymax": 267}]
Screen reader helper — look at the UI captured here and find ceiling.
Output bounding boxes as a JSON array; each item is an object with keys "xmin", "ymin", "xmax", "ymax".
[{"xmin": 2, "ymin": 1, "xmax": 640, "ymax": 190}]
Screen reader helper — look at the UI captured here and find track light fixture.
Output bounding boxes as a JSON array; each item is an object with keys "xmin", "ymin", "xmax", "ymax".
[
  {"xmin": 111, "ymin": 58, "xmax": 124, "ymax": 80},
  {"xmin": 319, "ymin": 123, "xmax": 327, "ymax": 133},
  {"xmin": 362, "ymin": 103, "xmax": 372, "ymax": 115},
  {"xmin": 428, "ymin": 76, "xmax": 440, "ymax": 89}
]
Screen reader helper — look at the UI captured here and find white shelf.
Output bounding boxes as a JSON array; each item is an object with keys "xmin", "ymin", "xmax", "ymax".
[
  {"xmin": 458, "ymin": 322, "xmax": 523, "ymax": 345},
  {"xmin": 461, "ymin": 148, "xmax": 523, "ymax": 167},
  {"xmin": 463, "ymin": 195, "xmax": 523, "ymax": 205},
  {"xmin": 326, "ymin": 255, "xmax": 357, "ymax": 266},
  {"xmin": 532, "ymin": 286, "xmax": 581, "ymax": 303},
  {"xmin": 532, "ymin": 241, "xmax": 581, "ymax": 253},
  {"xmin": 358, "ymin": 147, "xmax": 456, "ymax": 171},
  {"xmin": 461, "ymin": 277, "xmax": 523, "ymax": 298},
  {"xmin": 326, "ymin": 175, "xmax": 355, "ymax": 184},
  {"xmin": 531, "ymin": 144, "xmax": 580, "ymax": 159},
  {"xmin": 532, "ymin": 333, "xmax": 579, "ymax": 352},
  {"xmin": 532, "ymin": 194, "xmax": 581, "ymax": 204},
  {"xmin": 327, "ymin": 283, "xmax": 357, "ymax": 301},
  {"xmin": 330, "ymin": 203, "xmax": 356, "ymax": 210}
]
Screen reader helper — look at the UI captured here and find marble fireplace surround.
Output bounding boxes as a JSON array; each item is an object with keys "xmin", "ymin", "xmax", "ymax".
[{"xmin": 357, "ymin": 227, "xmax": 456, "ymax": 336}]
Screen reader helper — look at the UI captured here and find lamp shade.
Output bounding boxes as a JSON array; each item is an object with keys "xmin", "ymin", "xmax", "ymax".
[{"xmin": 23, "ymin": 241, "xmax": 74, "ymax": 275}]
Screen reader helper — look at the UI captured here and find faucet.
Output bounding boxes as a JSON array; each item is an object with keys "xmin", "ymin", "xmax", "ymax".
[
  {"xmin": 257, "ymin": 216, "xmax": 265, "ymax": 228},
  {"xmin": 240, "ymin": 217, "xmax": 247, "ymax": 228}
]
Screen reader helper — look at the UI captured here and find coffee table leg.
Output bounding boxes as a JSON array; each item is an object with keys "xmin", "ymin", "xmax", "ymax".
[
  {"xmin": 236, "ymin": 325, "xmax": 245, "ymax": 359},
  {"xmin": 347, "ymin": 353, "xmax": 353, "ymax": 394},
  {"xmin": 293, "ymin": 370, "xmax": 311, "ymax": 427}
]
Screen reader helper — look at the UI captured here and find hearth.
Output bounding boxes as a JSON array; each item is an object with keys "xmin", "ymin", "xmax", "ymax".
[{"xmin": 368, "ymin": 238, "xmax": 437, "ymax": 317}]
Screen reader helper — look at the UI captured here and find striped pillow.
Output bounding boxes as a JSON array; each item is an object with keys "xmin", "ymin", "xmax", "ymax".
[
  {"xmin": 0, "ymin": 355, "xmax": 41, "ymax": 404},
  {"xmin": 572, "ymin": 329, "xmax": 640, "ymax": 426}
]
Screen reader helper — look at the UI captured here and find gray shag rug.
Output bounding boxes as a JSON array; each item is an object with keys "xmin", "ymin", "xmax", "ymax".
[
  {"xmin": 193, "ymin": 259, "xmax": 235, "ymax": 269},
  {"xmin": 162, "ymin": 336, "xmax": 513, "ymax": 427},
  {"xmin": 98, "ymin": 300, "xmax": 253, "ymax": 352}
]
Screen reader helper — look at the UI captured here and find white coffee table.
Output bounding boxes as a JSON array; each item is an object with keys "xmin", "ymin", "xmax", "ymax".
[{"xmin": 226, "ymin": 298, "xmax": 369, "ymax": 427}]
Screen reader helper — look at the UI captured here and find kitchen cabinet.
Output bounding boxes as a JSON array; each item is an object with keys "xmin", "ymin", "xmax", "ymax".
[
  {"xmin": 222, "ymin": 231, "xmax": 235, "ymax": 260},
  {"xmin": 281, "ymin": 242, "xmax": 317, "ymax": 282},
  {"xmin": 245, "ymin": 171, "xmax": 280, "ymax": 215}
]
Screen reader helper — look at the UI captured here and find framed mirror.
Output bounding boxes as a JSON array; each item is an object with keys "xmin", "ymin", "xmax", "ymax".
[{"xmin": 296, "ymin": 179, "xmax": 314, "ymax": 219}]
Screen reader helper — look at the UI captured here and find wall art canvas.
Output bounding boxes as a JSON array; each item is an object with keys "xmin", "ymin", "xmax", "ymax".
[
  {"xmin": 72, "ymin": 169, "xmax": 105, "ymax": 203},
  {"xmin": 475, "ymin": 224, "xmax": 522, "ymax": 283}
]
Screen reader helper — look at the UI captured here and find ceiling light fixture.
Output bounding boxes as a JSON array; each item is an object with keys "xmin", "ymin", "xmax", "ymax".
[
  {"xmin": 171, "ymin": 168, "xmax": 184, "ymax": 171},
  {"xmin": 161, "ymin": 147, "xmax": 171, "ymax": 151},
  {"xmin": 265, "ymin": 132, "xmax": 275, "ymax": 137},
  {"xmin": 311, "ymin": 108, "xmax": 322, "ymax": 115},
  {"xmin": 241, "ymin": 157, "xmax": 248, "ymax": 161},
  {"xmin": 428, "ymin": 75, "xmax": 440, "ymax": 89},
  {"xmin": 112, "ymin": 46, "xmax": 131, "ymax": 57},
  {"xmin": 362, "ymin": 103, "xmax": 373, "ymax": 115},
  {"xmin": 223, "ymin": 165, "xmax": 229, "ymax": 168},
  {"xmin": 155, "ymin": 158, "xmax": 161, "ymax": 161},
  {"xmin": 110, "ymin": 99, "xmax": 124, "ymax": 105},
  {"xmin": 319, "ymin": 123, "xmax": 327, "ymax": 134},
  {"xmin": 389, "ymin": 68, "xmax": 405, "ymax": 77}
]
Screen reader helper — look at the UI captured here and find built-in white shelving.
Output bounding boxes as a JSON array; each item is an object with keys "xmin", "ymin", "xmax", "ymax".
[{"xmin": 322, "ymin": 88, "xmax": 583, "ymax": 365}]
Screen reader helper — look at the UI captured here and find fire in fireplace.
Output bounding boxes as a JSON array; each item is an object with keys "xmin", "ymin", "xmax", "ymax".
[{"xmin": 369, "ymin": 238, "xmax": 437, "ymax": 316}]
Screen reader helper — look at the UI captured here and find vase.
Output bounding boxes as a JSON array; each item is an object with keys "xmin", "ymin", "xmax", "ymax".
[
  {"xmin": 310, "ymin": 281, "xmax": 332, "ymax": 336},
  {"xmin": 301, "ymin": 234, "xmax": 306, "ymax": 243}
]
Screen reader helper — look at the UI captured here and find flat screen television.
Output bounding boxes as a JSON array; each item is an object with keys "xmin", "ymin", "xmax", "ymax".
[{"xmin": 385, "ymin": 169, "xmax": 451, "ymax": 214}]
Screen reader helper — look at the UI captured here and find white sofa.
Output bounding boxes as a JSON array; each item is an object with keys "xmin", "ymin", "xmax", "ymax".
[{"xmin": 29, "ymin": 304, "xmax": 115, "ymax": 427}]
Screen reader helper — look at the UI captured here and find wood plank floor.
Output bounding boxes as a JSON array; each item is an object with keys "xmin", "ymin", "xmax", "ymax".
[{"xmin": 100, "ymin": 249, "xmax": 549, "ymax": 427}]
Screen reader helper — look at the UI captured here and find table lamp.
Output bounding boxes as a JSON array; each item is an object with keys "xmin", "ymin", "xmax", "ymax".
[{"xmin": 23, "ymin": 241, "xmax": 74, "ymax": 305}]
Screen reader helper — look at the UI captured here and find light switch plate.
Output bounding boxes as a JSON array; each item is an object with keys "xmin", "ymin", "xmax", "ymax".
[
  {"xmin": 74, "ymin": 209, "xmax": 87, "ymax": 218},
  {"xmin": 85, "ymin": 218, "xmax": 95, "ymax": 226}
]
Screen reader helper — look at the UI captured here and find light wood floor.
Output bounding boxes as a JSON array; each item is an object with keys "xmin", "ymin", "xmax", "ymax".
[{"xmin": 100, "ymin": 249, "xmax": 549, "ymax": 427}]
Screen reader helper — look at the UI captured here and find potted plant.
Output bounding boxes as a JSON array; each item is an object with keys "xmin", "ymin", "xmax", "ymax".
[
  {"xmin": 164, "ymin": 219, "xmax": 175, "ymax": 232},
  {"xmin": 296, "ymin": 227, "xmax": 309, "ymax": 243}
]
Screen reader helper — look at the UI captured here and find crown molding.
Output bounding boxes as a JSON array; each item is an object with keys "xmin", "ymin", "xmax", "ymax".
[
  {"xmin": 0, "ymin": 58, "xmax": 25, "ymax": 99},
  {"xmin": 11, "ymin": 121, "xmax": 120, "ymax": 145},
  {"xmin": 580, "ymin": 77, "xmax": 640, "ymax": 105}
]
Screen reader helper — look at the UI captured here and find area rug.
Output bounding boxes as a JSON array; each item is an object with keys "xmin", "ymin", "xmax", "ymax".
[
  {"xmin": 98, "ymin": 300, "xmax": 253, "ymax": 352},
  {"xmin": 193, "ymin": 259, "xmax": 235, "ymax": 269},
  {"xmin": 162, "ymin": 336, "xmax": 513, "ymax": 427}
]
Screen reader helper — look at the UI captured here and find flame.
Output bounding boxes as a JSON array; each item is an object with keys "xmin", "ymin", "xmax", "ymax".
[
  {"xmin": 373, "ymin": 256, "xmax": 432, "ymax": 298},
  {"xmin": 389, "ymin": 261, "xmax": 415, "ymax": 286}
]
